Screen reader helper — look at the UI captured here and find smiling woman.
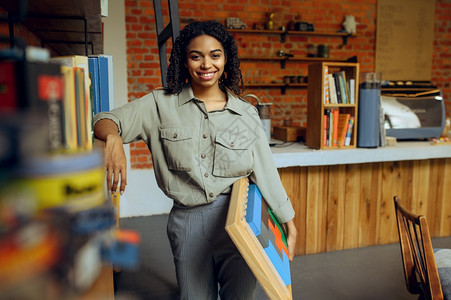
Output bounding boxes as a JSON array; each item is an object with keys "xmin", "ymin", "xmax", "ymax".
[
  {"xmin": 93, "ymin": 20, "xmax": 297, "ymax": 300},
  {"xmin": 185, "ymin": 35, "xmax": 227, "ymax": 111}
]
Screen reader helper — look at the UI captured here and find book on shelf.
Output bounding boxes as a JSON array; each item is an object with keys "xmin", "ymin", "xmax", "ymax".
[
  {"xmin": 337, "ymin": 113, "xmax": 351, "ymax": 147},
  {"xmin": 88, "ymin": 57, "xmax": 101, "ymax": 115},
  {"xmin": 348, "ymin": 79, "xmax": 355, "ymax": 104},
  {"xmin": 61, "ymin": 66, "xmax": 78, "ymax": 150},
  {"xmin": 323, "ymin": 66, "xmax": 330, "ymax": 104},
  {"xmin": 88, "ymin": 54, "xmax": 114, "ymax": 113},
  {"xmin": 323, "ymin": 113, "xmax": 328, "ymax": 147},
  {"xmin": 25, "ymin": 61, "xmax": 64, "ymax": 151},
  {"xmin": 0, "ymin": 61, "xmax": 22, "ymax": 112},
  {"xmin": 103, "ymin": 55, "xmax": 115, "ymax": 111},
  {"xmin": 51, "ymin": 55, "xmax": 92, "ymax": 151},
  {"xmin": 99, "ymin": 55, "xmax": 112, "ymax": 112},
  {"xmin": 327, "ymin": 74, "xmax": 337, "ymax": 104},
  {"xmin": 74, "ymin": 67, "xmax": 88, "ymax": 150},
  {"xmin": 324, "ymin": 109, "xmax": 331, "ymax": 147},
  {"xmin": 332, "ymin": 73, "xmax": 343, "ymax": 103},
  {"xmin": 344, "ymin": 116, "xmax": 355, "ymax": 146},
  {"xmin": 332, "ymin": 109, "xmax": 339, "ymax": 147},
  {"xmin": 330, "ymin": 71, "xmax": 351, "ymax": 104},
  {"xmin": 338, "ymin": 71, "xmax": 349, "ymax": 104}
]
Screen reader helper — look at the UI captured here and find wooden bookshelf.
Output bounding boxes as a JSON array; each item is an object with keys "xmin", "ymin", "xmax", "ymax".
[
  {"xmin": 306, "ymin": 62, "xmax": 359, "ymax": 149},
  {"xmin": 0, "ymin": 1, "xmax": 113, "ymax": 299}
]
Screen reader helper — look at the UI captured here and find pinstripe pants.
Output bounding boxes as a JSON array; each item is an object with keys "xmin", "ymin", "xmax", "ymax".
[{"xmin": 167, "ymin": 194, "xmax": 256, "ymax": 300}]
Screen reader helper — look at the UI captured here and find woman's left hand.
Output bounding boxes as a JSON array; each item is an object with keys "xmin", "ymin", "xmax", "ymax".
[{"xmin": 284, "ymin": 220, "xmax": 297, "ymax": 261}]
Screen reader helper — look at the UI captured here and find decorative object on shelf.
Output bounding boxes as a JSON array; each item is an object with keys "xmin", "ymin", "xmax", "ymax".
[
  {"xmin": 277, "ymin": 50, "xmax": 293, "ymax": 58},
  {"xmin": 273, "ymin": 126, "xmax": 306, "ymax": 142},
  {"xmin": 342, "ymin": 15, "xmax": 358, "ymax": 35},
  {"xmin": 307, "ymin": 44, "xmax": 317, "ymax": 57},
  {"xmin": 317, "ymin": 44, "xmax": 329, "ymax": 58},
  {"xmin": 266, "ymin": 12, "xmax": 275, "ymax": 30},
  {"xmin": 226, "ymin": 17, "xmax": 247, "ymax": 29},
  {"xmin": 294, "ymin": 21, "xmax": 314, "ymax": 32}
]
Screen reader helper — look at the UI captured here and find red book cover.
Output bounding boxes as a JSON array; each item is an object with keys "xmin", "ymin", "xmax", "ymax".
[
  {"xmin": 332, "ymin": 109, "xmax": 339, "ymax": 147},
  {"xmin": 0, "ymin": 61, "xmax": 19, "ymax": 112}
]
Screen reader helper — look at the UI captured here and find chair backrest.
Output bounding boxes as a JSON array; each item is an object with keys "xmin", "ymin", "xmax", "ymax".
[{"xmin": 394, "ymin": 196, "xmax": 444, "ymax": 300}]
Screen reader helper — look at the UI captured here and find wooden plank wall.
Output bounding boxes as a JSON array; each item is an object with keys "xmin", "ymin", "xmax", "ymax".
[{"xmin": 278, "ymin": 158, "xmax": 451, "ymax": 256}]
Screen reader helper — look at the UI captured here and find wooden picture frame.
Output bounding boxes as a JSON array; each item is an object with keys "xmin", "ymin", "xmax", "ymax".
[{"xmin": 225, "ymin": 177, "xmax": 292, "ymax": 300}]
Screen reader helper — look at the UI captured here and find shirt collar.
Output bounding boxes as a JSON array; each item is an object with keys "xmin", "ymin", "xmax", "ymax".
[{"xmin": 178, "ymin": 84, "xmax": 244, "ymax": 116}]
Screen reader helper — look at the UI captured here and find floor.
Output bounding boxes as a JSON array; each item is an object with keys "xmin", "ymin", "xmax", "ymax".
[{"xmin": 113, "ymin": 214, "xmax": 451, "ymax": 300}]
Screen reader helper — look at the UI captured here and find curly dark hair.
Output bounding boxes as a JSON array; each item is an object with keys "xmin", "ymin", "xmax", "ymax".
[{"xmin": 165, "ymin": 20, "xmax": 243, "ymax": 96}]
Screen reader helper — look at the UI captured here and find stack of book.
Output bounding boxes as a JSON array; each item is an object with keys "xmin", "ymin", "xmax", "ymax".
[
  {"xmin": 323, "ymin": 67, "xmax": 356, "ymax": 105},
  {"xmin": 51, "ymin": 54, "xmax": 114, "ymax": 152},
  {"xmin": 323, "ymin": 110, "xmax": 355, "ymax": 147},
  {"xmin": 0, "ymin": 48, "xmax": 115, "ymax": 155}
]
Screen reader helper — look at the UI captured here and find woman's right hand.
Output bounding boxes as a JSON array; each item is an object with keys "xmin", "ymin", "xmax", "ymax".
[{"xmin": 104, "ymin": 134, "xmax": 127, "ymax": 194}]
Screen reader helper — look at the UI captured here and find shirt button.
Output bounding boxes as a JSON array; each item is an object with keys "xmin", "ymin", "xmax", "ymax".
[
  {"xmin": 203, "ymin": 134, "xmax": 208, "ymax": 139},
  {"xmin": 204, "ymin": 173, "xmax": 209, "ymax": 177},
  {"xmin": 209, "ymin": 192, "xmax": 214, "ymax": 198},
  {"xmin": 173, "ymin": 133, "xmax": 178, "ymax": 138},
  {"xmin": 230, "ymin": 142, "xmax": 235, "ymax": 147},
  {"xmin": 201, "ymin": 154, "xmax": 206, "ymax": 159}
]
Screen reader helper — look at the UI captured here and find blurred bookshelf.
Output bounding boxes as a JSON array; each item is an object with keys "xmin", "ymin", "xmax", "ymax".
[{"xmin": 0, "ymin": 1, "xmax": 137, "ymax": 299}]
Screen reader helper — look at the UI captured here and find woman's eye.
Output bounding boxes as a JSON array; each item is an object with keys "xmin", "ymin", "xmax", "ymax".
[{"xmin": 190, "ymin": 55, "xmax": 201, "ymax": 60}]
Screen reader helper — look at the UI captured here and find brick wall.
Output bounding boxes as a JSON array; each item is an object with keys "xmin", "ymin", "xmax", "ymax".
[
  {"xmin": 432, "ymin": 0, "xmax": 451, "ymax": 114},
  {"xmin": 125, "ymin": 0, "xmax": 451, "ymax": 169},
  {"xmin": 2, "ymin": 2, "xmax": 448, "ymax": 169}
]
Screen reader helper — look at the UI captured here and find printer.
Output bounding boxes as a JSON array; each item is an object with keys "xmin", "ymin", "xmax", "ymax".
[{"xmin": 380, "ymin": 82, "xmax": 445, "ymax": 140}]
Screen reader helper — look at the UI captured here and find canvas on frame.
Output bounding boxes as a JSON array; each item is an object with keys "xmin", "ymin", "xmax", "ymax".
[{"xmin": 225, "ymin": 177, "xmax": 292, "ymax": 300}]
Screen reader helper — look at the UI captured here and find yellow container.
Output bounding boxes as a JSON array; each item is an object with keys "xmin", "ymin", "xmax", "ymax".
[{"xmin": 15, "ymin": 151, "xmax": 106, "ymax": 212}]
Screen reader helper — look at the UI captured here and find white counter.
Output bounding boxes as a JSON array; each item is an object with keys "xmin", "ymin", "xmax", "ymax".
[{"xmin": 270, "ymin": 140, "xmax": 451, "ymax": 168}]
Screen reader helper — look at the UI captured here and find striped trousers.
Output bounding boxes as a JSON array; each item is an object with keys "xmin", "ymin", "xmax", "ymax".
[{"xmin": 167, "ymin": 194, "xmax": 256, "ymax": 300}]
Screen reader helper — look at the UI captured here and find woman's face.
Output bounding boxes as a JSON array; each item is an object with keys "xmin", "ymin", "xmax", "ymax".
[{"xmin": 185, "ymin": 35, "xmax": 226, "ymax": 90}]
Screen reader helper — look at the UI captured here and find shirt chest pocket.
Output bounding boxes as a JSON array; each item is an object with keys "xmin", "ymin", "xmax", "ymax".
[
  {"xmin": 213, "ymin": 130, "xmax": 253, "ymax": 177},
  {"xmin": 160, "ymin": 127, "xmax": 193, "ymax": 171}
]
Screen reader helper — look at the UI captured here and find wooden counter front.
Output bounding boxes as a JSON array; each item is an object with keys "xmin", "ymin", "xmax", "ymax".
[{"xmin": 272, "ymin": 142, "xmax": 451, "ymax": 256}]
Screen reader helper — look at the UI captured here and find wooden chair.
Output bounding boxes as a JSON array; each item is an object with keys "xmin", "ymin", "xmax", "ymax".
[{"xmin": 394, "ymin": 196, "xmax": 444, "ymax": 300}]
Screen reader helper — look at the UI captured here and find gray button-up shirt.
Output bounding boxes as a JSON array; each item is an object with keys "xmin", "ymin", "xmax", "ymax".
[{"xmin": 93, "ymin": 85, "xmax": 295, "ymax": 223}]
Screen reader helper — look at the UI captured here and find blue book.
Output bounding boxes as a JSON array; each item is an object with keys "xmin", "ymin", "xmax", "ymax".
[
  {"xmin": 88, "ymin": 57, "xmax": 101, "ymax": 114},
  {"xmin": 98, "ymin": 56, "xmax": 110, "ymax": 112},
  {"xmin": 101, "ymin": 55, "xmax": 115, "ymax": 111}
]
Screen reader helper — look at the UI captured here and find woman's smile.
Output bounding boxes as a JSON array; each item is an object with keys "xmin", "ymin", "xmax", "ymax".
[{"xmin": 198, "ymin": 71, "xmax": 217, "ymax": 80}]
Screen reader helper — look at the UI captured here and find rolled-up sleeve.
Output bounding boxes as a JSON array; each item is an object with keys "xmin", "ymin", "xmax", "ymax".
[{"xmin": 93, "ymin": 93, "xmax": 157, "ymax": 144}]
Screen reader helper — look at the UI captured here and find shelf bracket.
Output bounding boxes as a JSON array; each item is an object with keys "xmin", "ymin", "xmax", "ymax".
[
  {"xmin": 153, "ymin": 0, "xmax": 180, "ymax": 87},
  {"xmin": 280, "ymin": 58, "xmax": 287, "ymax": 69},
  {"xmin": 280, "ymin": 31, "xmax": 286, "ymax": 43},
  {"xmin": 281, "ymin": 85, "xmax": 287, "ymax": 94},
  {"xmin": 342, "ymin": 35, "xmax": 349, "ymax": 45}
]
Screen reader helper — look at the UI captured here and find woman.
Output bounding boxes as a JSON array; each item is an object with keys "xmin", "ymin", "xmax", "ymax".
[{"xmin": 94, "ymin": 20, "xmax": 297, "ymax": 299}]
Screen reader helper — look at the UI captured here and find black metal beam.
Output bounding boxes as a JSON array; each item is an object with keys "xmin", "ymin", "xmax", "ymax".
[{"xmin": 153, "ymin": 0, "xmax": 180, "ymax": 87}]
